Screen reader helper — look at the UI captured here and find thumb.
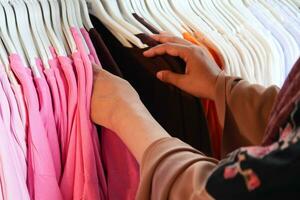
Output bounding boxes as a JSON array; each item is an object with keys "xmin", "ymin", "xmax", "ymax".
[{"xmin": 156, "ymin": 70, "xmax": 185, "ymax": 88}]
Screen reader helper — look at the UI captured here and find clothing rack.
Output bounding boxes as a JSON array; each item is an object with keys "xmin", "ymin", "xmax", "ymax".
[{"xmin": 0, "ymin": 0, "xmax": 299, "ymax": 200}]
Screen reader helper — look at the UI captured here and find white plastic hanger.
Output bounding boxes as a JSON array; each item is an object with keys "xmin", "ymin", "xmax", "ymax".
[
  {"xmin": 101, "ymin": 0, "xmax": 144, "ymax": 35},
  {"xmin": 1, "ymin": 0, "xmax": 28, "ymax": 66},
  {"xmin": 48, "ymin": 0, "xmax": 70, "ymax": 55},
  {"xmin": 282, "ymin": 0, "xmax": 300, "ymax": 17},
  {"xmin": 0, "ymin": 4, "xmax": 16, "ymax": 54},
  {"xmin": 201, "ymin": 0, "xmax": 235, "ymax": 34},
  {"xmin": 218, "ymin": 0, "xmax": 265, "ymax": 84},
  {"xmin": 130, "ymin": 0, "xmax": 162, "ymax": 30},
  {"xmin": 0, "ymin": 51, "xmax": 4, "ymax": 67},
  {"xmin": 213, "ymin": 0, "xmax": 242, "ymax": 32},
  {"xmin": 187, "ymin": 0, "xmax": 217, "ymax": 32},
  {"xmin": 79, "ymin": 0, "xmax": 94, "ymax": 30},
  {"xmin": 118, "ymin": 0, "xmax": 151, "ymax": 34},
  {"xmin": 238, "ymin": 0, "xmax": 285, "ymax": 85},
  {"xmin": 73, "ymin": 0, "xmax": 84, "ymax": 28},
  {"xmin": 86, "ymin": 0, "xmax": 131, "ymax": 47},
  {"xmin": 31, "ymin": 0, "xmax": 54, "ymax": 61},
  {"xmin": 10, "ymin": 0, "xmax": 41, "ymax": 77},
  {"xmin": 144, "ymin": 0, "xmax": 181, "ymax": 36},
  {"xmin": 160, "ymin": 0, "xmax": 192, "ymax": 33},
  {"xmin": 155, "ymin": 0, "xmax": 186, "ymax": 34},
  {"xmin": 59, "ymin": 0, "xmax": 77, "ymax": 53},
  {"xmin": 69, "ymin": 0, "xmax": 90, "ymax": 54},
  {"xmin": 189, "ymin": 0, "xmax": 227, "ymax": 34},
  {"xmin": 0, "ymin": 37, "xmax": 19, "ymax": 86},
  {"xmin": 39, "ymin": 0, "xmax": 66, "ymax": 56},
  {"xmin": 23, "ymin": 0, "xmax": 50, "ymax": 70},
  {"xmin": 86, "ymin": 0, "xmax": 146, "ymax": 48}
]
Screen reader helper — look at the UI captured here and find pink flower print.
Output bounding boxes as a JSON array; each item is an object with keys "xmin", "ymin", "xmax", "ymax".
[
  {"xmin": 224, "ymin": 164, "xmax": 239, "ymax": 179},
  {"xmin": 280, "ymin": 123, "xmax": 292, "ymax": 140},
  {"xmin": 244, "ymin": 169, "xmax": 261, "ymax": 191},
  {"xmin": 242, "ymin": 144, "xmax": 279, "ymax": 158}
]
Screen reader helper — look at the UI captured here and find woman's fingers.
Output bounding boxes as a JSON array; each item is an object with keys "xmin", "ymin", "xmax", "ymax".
[
  {"xmin": 156, "ymin": 70, "xmax": 186, "ymax": 89},
  {"xmin": 143, "ymin": 43, "xmax": 191, "ymax": 62},
  {"xmin": 150, "ymin": 33, "xmax": 192, "ymax": 45}
]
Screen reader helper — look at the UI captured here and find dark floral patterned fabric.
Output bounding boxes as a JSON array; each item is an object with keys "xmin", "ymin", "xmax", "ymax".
[{"xmin": 206, "ymin": 101, "xmax": 300, "ymax": 199}]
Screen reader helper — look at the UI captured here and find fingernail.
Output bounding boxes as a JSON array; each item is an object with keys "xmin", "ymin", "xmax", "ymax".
[
  {"xmin": 156, "ymin": 71, "xmax": 163, "ymax": 80},
  {"xmin": 143, "ymin": 50, "xmax": 151, "ymax": 56},
  {"xmin": 150, "ymin": 34, "xmax": 158, "ymax": 38}
]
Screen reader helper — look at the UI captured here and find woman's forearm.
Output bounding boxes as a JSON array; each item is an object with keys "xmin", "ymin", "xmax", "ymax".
[{"xmin": 111, "ymin": 102, "xmax": 171, "ymax": 163}]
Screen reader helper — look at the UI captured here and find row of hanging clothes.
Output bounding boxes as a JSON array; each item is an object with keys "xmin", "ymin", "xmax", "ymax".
[
  {"xmin": 0, "ymin": 0, "xmax": 299, "ymax": 200},
  {"xmin": 87, "ymin": 0, "xmax": 300, "ymax": 161}
]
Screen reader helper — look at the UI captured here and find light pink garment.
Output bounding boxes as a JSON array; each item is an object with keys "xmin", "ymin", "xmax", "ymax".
[
  {"xmin": 0, "ymin": 116, "xmax": 28, "ymax": 200},
  {"xmin": 0, "ymin": 70, "xmax": 29, "ymax": 199},
  {"xmin": 0, "ymin": 66, "xmax": 27, "ymax": 181},
  {"xmin": 80, "ymin": 28, "xmax": 101, "ymax": 65},
  {"xmin": 10, "ymin": 54, "xmax": 62, "ymax": 200},
  {"xmin": 71, "ymin": 27, "xmax": 106, "ymax": 199},
  {"xmin": 35, "ymin": 59, "xmax": 61, "ymax": 181},
  {"xmin": 9, "ymin": 76, "xmax": 27, "ymax": 128}
]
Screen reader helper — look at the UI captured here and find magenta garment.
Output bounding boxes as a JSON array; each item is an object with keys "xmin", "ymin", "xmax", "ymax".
[
  {"xmin": 77, "ymin": 27, "xmax": 140, "ymax": 199},
  {"xmin": 10, "ymin": 54, "xmax": 62, "ymax": 200},
  {"xmin": 80, "ymin": 28, "xmax": 101, "ymax": 65},
  {"xmin": 35, "ymin": 59, "xmax": 61, "ymax": 181},
  {"xmin": 71, "ymin": 27, "xmax": 106, "ymax": 199},
  {"xmin": 44, "ymin": 60, "xmax": 63, "ymax": 149},
  {"xmin": 58, "ymin": 55, "xmax": 79, "ymax": 200},
  {"xmin": 101, "ymin": 129, "xmax": 140, "ymax": 200},
  {"xmin": 49, "ymin": 48, "xmax": 68, "ymax": 155},
  {"xmin": 0, "ymin": 66, "xmax": 27, "ymax": 181}
]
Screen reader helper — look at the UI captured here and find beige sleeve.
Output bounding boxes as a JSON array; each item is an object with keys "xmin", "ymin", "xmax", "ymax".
[
  {"xmin": 214, "ymin": 72, "xmax": 279, "ymax": 156},
  {"xmin": 136, "ymin": 73, "xmax": 279, "ymax": 200},
  {"xmin": 136, "ymin": 138, "xmax": 218, "ymax": 200}
]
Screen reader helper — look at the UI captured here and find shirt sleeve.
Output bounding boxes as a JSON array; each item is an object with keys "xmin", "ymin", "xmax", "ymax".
[
  {"xmin": 214, "ymin": 72, "xmax": 279, "ymax": 156},
  {"xmin": 136, "ymin": 73, "xmax": 281, "ymax": 200},
  {"xmin": 136, "ymin": 137, "xmax": 218, "ymax": 200}
]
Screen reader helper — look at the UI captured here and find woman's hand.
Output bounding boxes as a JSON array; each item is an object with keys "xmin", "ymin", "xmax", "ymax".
[
  {"xmin": 143, "ymin": 33, "xmax": 222, "ymax": 101},
  {"xmin": 91, "ymin": 67, "xmax": 145, "ymax": 130},
  {"xmin": 91, "ymin": 67, "xmax": 170, "ymax": 162}
]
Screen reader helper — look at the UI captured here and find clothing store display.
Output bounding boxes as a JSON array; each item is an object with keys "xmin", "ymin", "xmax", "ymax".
[
  {"xmin": 137, "ymin": 58, "xmax": 300, "ymax": 200},
  {"xmin": 0, "ymin": 1, "xmax": 299, "ymax": 199}
]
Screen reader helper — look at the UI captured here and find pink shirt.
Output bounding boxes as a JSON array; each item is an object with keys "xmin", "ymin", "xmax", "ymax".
[
  {"xmin": 0, "ymin": 116, "xmax": 29, "ymax": 200},
  {"xmin": 10, "ymin": 54, "xmax": 62, "ymax": 200},
  {"xmin": 35, "ymin": 59, "xmax": 61, "ymax": 181},
  {"xmin": 57, "ymin": 55, "xmax": 79, "ymax": 199},
  {"xmin": 44, "ymin": 61, "xmax": 63, "ymax": 149},
  {"xmin": 0, "ymin": 66, "xmax": 27, "ymax": 181},
  {"xmin": 50, "ymin": 48, "xmax": 68, "ymax": 156},
  {"xmin": 71, "ymin": 27, "xmax": 106, "ymax": 199},
  {"xmin": 0, "ymin": 70, "xmax": 29, "ymax": 200},
  {"xmin": 80, "ymin": 28, "xmax": 101, "ymax": 66}
]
